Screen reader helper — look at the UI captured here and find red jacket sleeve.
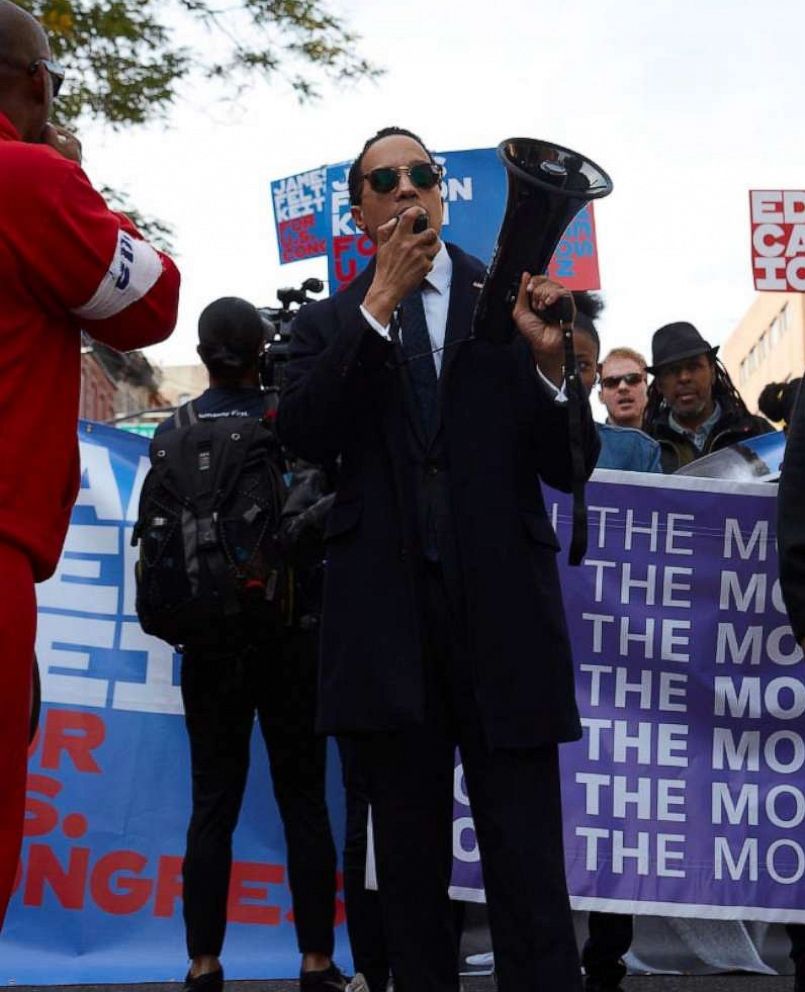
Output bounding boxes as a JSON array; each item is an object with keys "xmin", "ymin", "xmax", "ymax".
[{"xmin": 10, "ymin": 148, "xmax": 180, "ymax": 351}]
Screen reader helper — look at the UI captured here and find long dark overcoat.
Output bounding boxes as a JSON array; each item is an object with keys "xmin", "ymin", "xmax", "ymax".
[{"xmin": 278, "ymin": 243, "xmax": 599, "ymax": 748}]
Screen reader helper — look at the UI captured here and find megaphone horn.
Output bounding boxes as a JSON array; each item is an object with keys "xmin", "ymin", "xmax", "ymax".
[{"xmin": 473, "ymin": 138, "xmax": 613, "ymax": 344}]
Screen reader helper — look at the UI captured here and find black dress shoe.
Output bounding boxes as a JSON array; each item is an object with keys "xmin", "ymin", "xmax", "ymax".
[
  {"xmin": 183, "ymin": 967, "xmax": 224, "ymax": 992},
  {"xmin": 585, "ymin": 980, "xmax": 623, "ymax": 992}
]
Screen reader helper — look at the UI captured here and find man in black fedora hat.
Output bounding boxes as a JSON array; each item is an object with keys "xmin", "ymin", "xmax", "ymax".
[{"xmin": 643, "ymin": 320, "xmax": 772, "ymax": 473}]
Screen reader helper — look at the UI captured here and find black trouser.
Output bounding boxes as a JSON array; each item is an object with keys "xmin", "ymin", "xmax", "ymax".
[
  {"xmin": 338, "ymin": 737, "xmax": 465, "ymax": 992},
  {"xmin": 338, "ymin": 738, "xmax": 390, "ymax": 992},
  {"xmin": 181, "ymin": 629, "xmax": 337, "ymax": 960},
  {"xmin": 789, "ymin": 924, "xmax": 805, "ymax": 965},
  {"xmin": 582, "ymin": 912, "xmax": 632, "ymax": 987},
  {"xmin": 351, "ymin": 562, "xmax": 581, "ymax": 992}
]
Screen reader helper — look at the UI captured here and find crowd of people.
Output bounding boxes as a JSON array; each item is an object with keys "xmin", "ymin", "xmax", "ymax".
[{"xmin": 1, "ymin": 4, "xmax": 804, "ymax": 992}]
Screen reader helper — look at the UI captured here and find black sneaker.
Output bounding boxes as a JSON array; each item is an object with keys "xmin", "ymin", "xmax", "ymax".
[
  {"xmin": 183, "ymin": 967, "xmax": 224, "ymax": 992},
  {"xmin": 300, "ymin": 962, "xmax": 349, "ymax": 992}
]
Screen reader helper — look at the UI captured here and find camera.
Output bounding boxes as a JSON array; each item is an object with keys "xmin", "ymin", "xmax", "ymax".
[{"xmin": 258, "ymin": 277, "xmax": 324, "ymax": 391}]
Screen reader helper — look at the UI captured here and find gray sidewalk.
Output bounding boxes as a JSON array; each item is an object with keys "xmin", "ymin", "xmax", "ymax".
[{"xmin": 7, "ymin": 978, "xmax": 795, "ymax": 992}]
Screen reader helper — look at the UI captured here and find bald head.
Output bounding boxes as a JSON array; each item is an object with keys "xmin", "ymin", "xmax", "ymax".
[
  {"xmin": 0, "ymin": 1, "xmax": 48, "ymax": 64},
  {"xmin": 0, "ymin": 0, "xmax": 52, "ymax": 140}
]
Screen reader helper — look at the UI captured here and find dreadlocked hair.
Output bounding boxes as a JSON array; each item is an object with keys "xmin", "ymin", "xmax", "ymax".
[{"xmin": 643, "ymin": 357, "xmax": 751, "ymax": 430}]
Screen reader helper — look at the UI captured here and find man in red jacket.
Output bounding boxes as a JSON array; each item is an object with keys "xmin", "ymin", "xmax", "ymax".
[{"xmin": 0, "ymin": 0, "xmax": 180, "ymax": 927}]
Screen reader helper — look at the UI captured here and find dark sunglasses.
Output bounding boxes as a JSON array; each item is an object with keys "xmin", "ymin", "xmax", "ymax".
[
  {"xmin": 600, "ymin": 372, "xmax": 645, "ymax": 389},
  {"xmin": 362, "ymin": 161, "xmax": 443, "ymax": 195},
  {"xmin": 31, "ymin": 58, "xmax": 65, "ymax": 98},
  {"xmin": 0, "ymin": 55, "xmax": 66, "ymax": 98}
]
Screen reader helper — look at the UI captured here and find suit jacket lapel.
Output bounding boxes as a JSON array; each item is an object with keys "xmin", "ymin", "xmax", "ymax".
[
  {"xmin": 440, "ymin": 243, "xmax": 484, "ymax": 386},
  {"xmin": 332, "ymin": 258, "xmax": 429, "ymax": 448}
]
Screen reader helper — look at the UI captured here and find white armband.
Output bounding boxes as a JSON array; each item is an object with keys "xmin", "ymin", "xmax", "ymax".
[{"xmin": 72, "ymin": 229, "xmax": 162, "ymax": 321}]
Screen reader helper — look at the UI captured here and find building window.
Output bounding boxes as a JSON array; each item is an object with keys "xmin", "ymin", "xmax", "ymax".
[{"xmin": 770, "ymin": 315, "xmax": 780, "ymax": 348}]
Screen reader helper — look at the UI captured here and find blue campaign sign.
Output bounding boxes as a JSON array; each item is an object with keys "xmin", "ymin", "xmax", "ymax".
[
  {"xmin": 326, "ymin": 148, "xmax": 507, "ymax": 292},
  {"xmin": 0, "ymin": 422, "xmax": 348, "ymax": 984},
  {"xmin": 271, "ymin": 167, "xmax": 329, "ymax": 264},
  {"xmin": 271, "ymin": 146, "xmax": 604, "ymax": 292}
]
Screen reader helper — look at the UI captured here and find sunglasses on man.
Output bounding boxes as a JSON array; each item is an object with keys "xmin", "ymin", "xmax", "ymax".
[
  {"xmin": 362, "ymin": 161, "xmax": 444, "ymax": 195},
  {"xmin": 600, "ymin": 372, "xmax": 646, "ymax": 389},
  {"xmin": 0, "ymin": 56, "xmax": 65, "ymax": 98}
]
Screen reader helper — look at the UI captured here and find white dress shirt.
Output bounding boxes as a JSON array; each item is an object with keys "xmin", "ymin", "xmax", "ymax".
[
  {"xmin": 360, "ymin": 241, "xmax": 451, "ymax": 376},
  {"xmin": 359, "ymin": 241, "xmax": 565, "ymax": 399}
]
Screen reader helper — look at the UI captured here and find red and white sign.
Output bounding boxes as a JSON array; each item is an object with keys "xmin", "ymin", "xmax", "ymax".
[{"xmin": 749, "ymin": 190, "xmax": 805, "ymax": 291}]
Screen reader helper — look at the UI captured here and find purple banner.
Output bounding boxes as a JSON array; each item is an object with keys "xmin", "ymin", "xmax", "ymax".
[{"xmin": 451, "ymin": 470, "xmax": 805, "ymax": 923}]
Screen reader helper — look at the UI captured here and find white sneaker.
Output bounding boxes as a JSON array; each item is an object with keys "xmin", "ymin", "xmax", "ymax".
[{"xmin": 345, "ymin": 974, "xmax": 370, "ymax": 992}]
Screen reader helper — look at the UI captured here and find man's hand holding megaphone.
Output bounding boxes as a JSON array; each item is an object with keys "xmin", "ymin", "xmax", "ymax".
[{"xmin": 512, "ymin": 272, "xmax": 575, "ymax": 388}]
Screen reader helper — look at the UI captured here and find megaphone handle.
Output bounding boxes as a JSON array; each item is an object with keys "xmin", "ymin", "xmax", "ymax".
[{"xmin": 562, "ymin": 319, "xmax": 589, "ymax": 567}]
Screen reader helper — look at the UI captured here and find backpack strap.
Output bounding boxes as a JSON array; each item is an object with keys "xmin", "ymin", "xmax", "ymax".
[{"xmin": 175, "ymin": 400, "xmax": 198, "ymax": 429}]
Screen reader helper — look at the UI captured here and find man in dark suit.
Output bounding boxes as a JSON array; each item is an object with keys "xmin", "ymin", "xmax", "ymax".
[{"xmin": 278, "ymin": 126, "xmax": 599, "ymax": 992}]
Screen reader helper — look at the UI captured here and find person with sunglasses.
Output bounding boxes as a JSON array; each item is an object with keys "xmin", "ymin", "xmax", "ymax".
[
  {"xmin": 569, "ymin": 299, "xmax": 662, "ymax": 477},
  {"xmin": 0, "ymin": 0, "xmax": 179, "ymax": 930},
  {"xmin": 598, "ymin": 347, "xmax": 651, "ymax": 430},
  {"xmin": 279, "ymin": 126, "xmax": 600, "ymax": 992}
]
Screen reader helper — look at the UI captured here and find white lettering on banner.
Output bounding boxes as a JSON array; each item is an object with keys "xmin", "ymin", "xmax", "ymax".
[
  {"xmin": 712, "ymin": 782, "xmax": 758, "ymax": 825},
  {"xmin": 581, "ymin": 613, "xmax": 690, "ymax": 662},
  {"xmin": 575, "ymin": 828, "xmax": 686, "ymax": 878},
  {"xmin": 112, "ymin": 623, "xmax": 182, "ymax": 715},
  {"xmin": 39, "ymin": 435, "xmax": 183, "ymax": 718},
  {"xmin": 75, "ymin": 443, "xmax": 125, "ymax": 520},
  {"xmin": 454, "ymin": 764, "xmax": 469, "ymax": 805},
  {"xmin": 36, "ymin": 613, "xmax": 112, "ymax": 707},
  {"xmin": 712, "ymin": 728, "xmax": 805, "ymax": 773},
  {"xmin": 579, "ymin": 719, "xmax": 688, "ymax": 766},
  {"xmin": 711, "ymin": 782, "xmax": 805, "ymax": 828},
  {"xmin": 714, "ymin": 677, "xmax": 805, "ymax": 719},
  {"xmin": 583, "ymin": 507, "xmax": 696, "ymax": 555},
  {"xmin": 722, "ymin": 518, "xmax": 769, "ymax": 561},
  {"xmin": 714, "ymin": 619, "xmax": 805, "ymax": 666},
  {"xmin": 38, "ymin": 525, "xmax": 120, "ymax": 615},
  {"xmin": 719, "ymin": 571, "xmax": 789, "ymax": 614},
  {"xmin": 583, "ymin": 562, "xmax": 694, "ymax": 608},
  {"xmin": 624, "ymin": 510, "xmax": 659, "ymax": 552},
  {"xmin": 715, "ymin": 837, "xmax": 805, "ymax": 884},
  {"xmin": 579, "ymin": 666, "xmax": 688, "ymax": 713},
  {"xmin": 752, "ymin": 225, "xmax": 805, "ymax": 259},
  {"xmin": 273, "ymin": 168, "xmax": 327, "ymax": 222},
  {"xmin": 574, "ymin": 774, "xmax": 685, "ymax": 822},
  {"xmin": 750, "ymin": 190, "xmax": 805, "ymax": 223},
  {"xmin": 587, "ymin": 505, "xmax": 619, "ymax": 548},
  {"xmin": 453, "ymin": 818, "xmax": 479, "ymax": 862}
]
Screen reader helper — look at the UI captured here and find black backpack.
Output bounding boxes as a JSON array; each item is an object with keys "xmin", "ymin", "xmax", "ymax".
[{"xmin": 132, "ymin": 400, "xmax": 288, "ymax": 650}]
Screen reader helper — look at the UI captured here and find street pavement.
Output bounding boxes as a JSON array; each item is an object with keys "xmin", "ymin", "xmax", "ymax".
[{"xmin": 8, "ymin": 978, "xmax": 795, "ymax": 992}]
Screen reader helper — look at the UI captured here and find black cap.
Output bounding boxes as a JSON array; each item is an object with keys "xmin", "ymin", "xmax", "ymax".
[
  {"xmin": 197, "ymin": 297, "xmax": 264, "ymax": 372},
  {"xmin": 648, "ymin": 321, "xmax": 718, "ymax": 374}
]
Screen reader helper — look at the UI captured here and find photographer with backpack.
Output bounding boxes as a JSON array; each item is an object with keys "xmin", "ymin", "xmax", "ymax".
[{"xmin": 136, "ymin": 297, "xmax": 346, "ymax": 992}]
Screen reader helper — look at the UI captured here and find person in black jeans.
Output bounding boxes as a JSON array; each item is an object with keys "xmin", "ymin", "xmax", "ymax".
[{"xmin": 156, "ymin": 297, "xmax": 346, "ymax": 992}]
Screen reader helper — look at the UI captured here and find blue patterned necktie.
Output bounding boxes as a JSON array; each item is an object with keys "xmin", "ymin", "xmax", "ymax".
[{"xmin": 399, "ymin": 287, "xmax": 438, "ymax": 436}]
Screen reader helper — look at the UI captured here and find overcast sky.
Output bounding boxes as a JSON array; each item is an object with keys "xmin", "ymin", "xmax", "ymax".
[{"xmin": 80, "ymin": 0, "xmax": 804, "ymax": 370}]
